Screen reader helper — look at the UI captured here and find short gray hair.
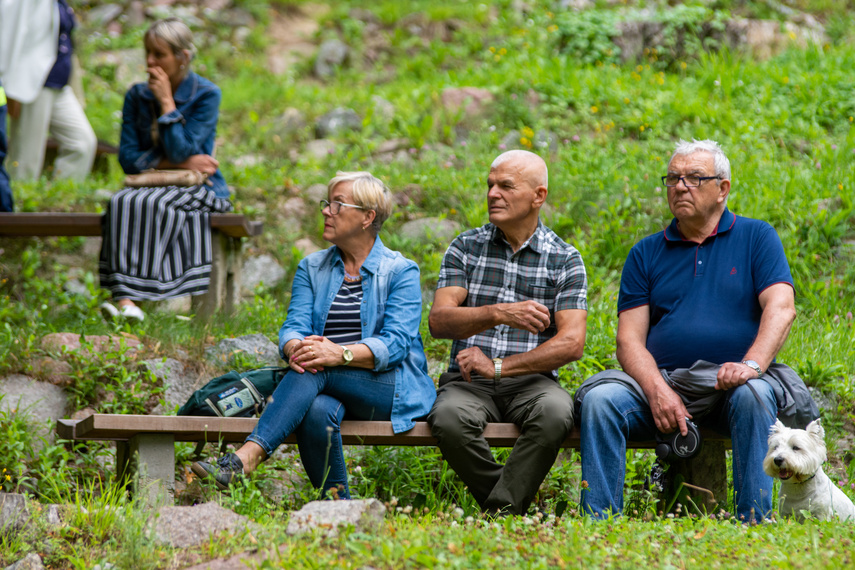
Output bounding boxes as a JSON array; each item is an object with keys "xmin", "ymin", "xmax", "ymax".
[
  {"xmin": 671, "ymin": 139, "xmax": 731, "ymax": 180},
  {"xmin": 327, "ymin": 171, "xmax": 393, "ymax": 234},
  {"xmin": 490, "ymin": 150, "xmax": 548, "ymax": 188},
  {"xmin": 145, "ymin": 18, "xmax": 196, "ymax": 62}
]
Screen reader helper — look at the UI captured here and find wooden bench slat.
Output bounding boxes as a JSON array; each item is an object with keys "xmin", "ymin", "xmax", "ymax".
[
  {"xmin": 0, "ymin": 212, "xmax": 260, "ymax": 239},
  {"xmin": 58, "ymin": 414, "xmax": 731, "ymax": 449}
]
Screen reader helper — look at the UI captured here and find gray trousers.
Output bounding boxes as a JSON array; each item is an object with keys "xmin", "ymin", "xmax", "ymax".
[{"xmin": 427, "ymin": 372, "xmax": 574, "ymax": 515}]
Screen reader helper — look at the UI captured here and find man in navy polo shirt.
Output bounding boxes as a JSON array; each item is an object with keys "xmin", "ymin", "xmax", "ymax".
[{"xmin": 577, "ymin": 139, "xmax": 804, "ymax": 523}]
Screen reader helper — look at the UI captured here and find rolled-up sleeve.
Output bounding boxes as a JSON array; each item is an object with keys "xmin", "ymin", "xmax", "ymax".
[{"xmin": 362, "ymin": 262, "xmax": 422, "ymax": 372}]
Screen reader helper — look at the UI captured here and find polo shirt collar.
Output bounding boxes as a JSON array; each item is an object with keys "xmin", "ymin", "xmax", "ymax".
[
  {"xmin": 663, "ymin": 208, "xmax": 735, "ymax": 242},
  {"xmin": 490, "ymin": 220, "xmax": 545, "ymax": 254}
]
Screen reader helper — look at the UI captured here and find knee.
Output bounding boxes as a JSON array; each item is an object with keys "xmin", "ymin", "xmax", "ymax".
[
  {"xmin": 428, "ymin": 399, "xmax": 478, "ymax": 442},
  {"xmin": 580, "ymin": 385, "xmax": 617, "ymax": 420},
  {"xmin": 302, "ymin": 397, "xmax": 343, "ymax": 433},
  {"xmin": 730, "ymin": 380, "xmax": 775, "ymax": 415},
  {"xmin": 528, "ymin": 393, "xmax": 574, "ymax": 436}
]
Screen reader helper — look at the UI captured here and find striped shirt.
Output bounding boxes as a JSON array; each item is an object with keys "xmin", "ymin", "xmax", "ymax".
[
  {"xmin": 437, "ymin": 222, "xmax": 587, "ymax": 375},
  {"xmin": 323, "ymin": 279, "xmax": 364, "ymax": 344}
]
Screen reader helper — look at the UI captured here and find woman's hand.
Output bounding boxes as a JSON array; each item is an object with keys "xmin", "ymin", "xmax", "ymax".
[
  {"xmin": 287, "ymin": 335, "xmax": 346, "ymax": 374},
  {"xmin": 147, "ymin": 66, "xmax": 176, "ymax": 114},
  {"xmin": 178, "ymin": 154, "xmax": 219, "ymax": 174}
]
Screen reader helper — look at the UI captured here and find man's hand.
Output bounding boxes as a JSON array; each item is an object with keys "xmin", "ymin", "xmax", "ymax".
[
  {"xmin": 455, "ymin": 347, "xmax": 494, "ymax": 382},
  {"xmin": 649, "ymin": 383, "xmax": 692, "ymax": 436},
  {"xmin": 715, "ymin": 362, "xmax": 758, "ymax": 390},
  {"xmin": 496, "ymin": 300, "xmax": 551, "ymax": 334}
]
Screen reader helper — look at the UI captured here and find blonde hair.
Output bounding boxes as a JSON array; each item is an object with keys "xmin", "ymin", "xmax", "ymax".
[
  {"xmin": 327, "ymin": 171, "xmax": 393, "ymax": 234},
  {"xmin": 145, "ymin": 18, "xmax": 196, "ymax": 62}
]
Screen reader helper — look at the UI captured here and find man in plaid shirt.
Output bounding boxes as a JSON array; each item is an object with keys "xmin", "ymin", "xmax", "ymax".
[{"xmin": 427, "ymin": 150, "xmax": 588, "ymax": 515}]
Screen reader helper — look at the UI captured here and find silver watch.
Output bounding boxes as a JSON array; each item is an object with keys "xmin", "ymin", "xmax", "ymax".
[
  {"xmin": 742, "ymin": 360, "xmax": 763, "ymax": 375},
  {"xmin": 492, "ymin": 357, "xmax": 502, "ymax": 381}
]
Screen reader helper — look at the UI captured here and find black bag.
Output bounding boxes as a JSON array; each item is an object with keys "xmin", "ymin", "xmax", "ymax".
[{"xmin": 177, "ymin": 367, "xmax": 288, "ymax": 418}]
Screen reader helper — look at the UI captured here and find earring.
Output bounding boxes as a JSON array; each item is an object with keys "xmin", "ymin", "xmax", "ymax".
[{"xmin": 362, "ymin": 225, "xmax": 367, "ymax": 231}]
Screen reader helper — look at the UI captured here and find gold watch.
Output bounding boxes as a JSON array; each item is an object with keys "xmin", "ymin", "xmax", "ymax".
[
  {"xmin": 492, "ymin": 357, "xmax": 502, "ymax": 381},
  {"xmin": 342, "ymin": 347, "xmax": 354, "ymax": 365}
]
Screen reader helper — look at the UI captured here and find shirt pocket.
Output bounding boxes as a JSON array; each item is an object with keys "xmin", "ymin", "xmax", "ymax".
[{"xmin": 517, "ymin": 282, "xmax": 555, "ymax": 312}]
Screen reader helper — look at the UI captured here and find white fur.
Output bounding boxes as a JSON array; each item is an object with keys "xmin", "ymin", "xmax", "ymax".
[{"xmin": 763, "ymin": 419, "xmax": 855, "ymax": 522}]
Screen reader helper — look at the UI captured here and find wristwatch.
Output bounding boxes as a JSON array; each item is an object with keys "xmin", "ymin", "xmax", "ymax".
[
  {"xmin": 742, "ymin": 360, "xmax": 763, "ymax": 375},
  {"xmin": 492, "ymin": 357, "xmax": 503, "ymax": 381},
  {"xmin": 342, "ymin": 347, "xmax": 354, "ymax": 365}
]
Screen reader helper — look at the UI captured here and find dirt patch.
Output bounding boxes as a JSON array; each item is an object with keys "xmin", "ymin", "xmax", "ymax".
[{"xmin": 266, "ymin": 3, "xmax": 329, "ymax": 75}]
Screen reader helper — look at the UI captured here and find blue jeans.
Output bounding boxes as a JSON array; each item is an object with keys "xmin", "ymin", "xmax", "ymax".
[
  {"xmin": 0, "ymin": 98, "xmax": 13, "ymax": 212},
  {"xmin": 246, "ymin": 367, "xmax": 395, "ymax": 499},
  {"xmin": 579, "ymin": 379, "xmax": 776, "ymax": 522}
]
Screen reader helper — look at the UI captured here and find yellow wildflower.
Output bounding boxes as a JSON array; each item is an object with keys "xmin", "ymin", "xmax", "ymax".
[{"xmin": 591, "ymin": 106, "xmax": 598, "ymax": 113}]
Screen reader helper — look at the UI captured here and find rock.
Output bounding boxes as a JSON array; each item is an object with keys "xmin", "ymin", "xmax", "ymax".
[
  {"xmin": 533, "ymin": 130, "xmax": 558, "ymax": 153},
  {"xmin": 4, "ymin": 552, "xmax": 44, "ymax": 570},
  {"xmin": 31, "ymin": 358, "xmax": 74, "ymax": 386},
  {"xmin": 149, "ymin": 502, "xmax": 254, "ymax": 548},
  {"xmin": 94, "ymin": 188, "xmax": 114, "ymax": 201},
  {"xmin": 204, "ymin": 334, "xmax": 283, "ymax": 367},
  {"xmin": 265, "ymin": 6, "xmax": 320, "ymax": 74},
  {"xmin": 371, "ymin": 95, "xmax": 395, "ymax": 123},
  {"xmin": 242, "ymin": 254, "xmax": 287, "ymax": 294},
  {"xmin": 613, "ymin": 20, "xmax": 665, "ymax": 63},
  {"xmin": 286, "ymin": 499, "xmax": 386, "ymax": 536},
  {"xmin": 91, "ymin": 49, "xmax": 146, "ymax": 90},
  {"xmin": 40, "ymin": 333, "xmax": 141, "ymax": 355},
  {"xmin": 270, "ymin": 108, "xmax": 307, "ymax": 143},
  {"xmin": 202, "ymin": 0, "xmax": 232, "ymax": 10},
  {"xmin": 376, "ymin": 138, "xmax": 410, "ymax": 155},
  {"xmin": 294, "ymin": 238, "xmax": 322, "ymax": 257},
  {"xmin": 315, "ymin": 108, "xmax": 362, "ymax": 138},
  {"xmin": 441, "ymin": 87, "xmax": 495, "ymax": 119},
  {"xmin": 0, "ymin": 375, "xmax": 68, "ymax": 440},
  {"xmin": 62, "ymin": 278, "xmax": 91, "ymax": 299},
  {"xmin": 808, "ymin": 386, "xmax": 836, "ymax": 412},
  {"xmin": 304, "ymin": 183, "xmax": 328, "ymax": 203},
  {"xmin": 277, "ymin": 196, "xmax": 307, "ymax": 225},
  {"xmin": 87, "ymin": 4, "xmax": 123, "ymax": 27},
  {"xmin": 82, "ymin": 237, "xmax": 103, "ymax": 258},
  {"xmin": 398, "ymin": 217, "xmax": 460, "ymax": 243},
  {"xmin": 232, "ymin": 154, "xmax": 264, "ymax": 168},
  {"xmin": 500, "ymin": 130, "xmax": 523, "ymax": 150},
  {"xmin": 144, "ymin": 358, "xmax": 200, "ymax": 415},
  {"xmin": 0, "ymin": 493, "xmax": 30, "ymax": 532},
  {"xmin": 393, "ymin": 184, "xmax": 425, "ymax": 209},
  {"xmin": 154, "ymin": 295, "xmax": 191, "ymax": 314},
  {"xmin": 314, "ymin": 39, "xmax": 350, "ymax": 78},
  {"xmin": 126, "ymin": 1, "xmax": 146, "ymax": 27},
  {"xmin": 305, "ymin": 139, "xmax": 337, "ymax": 160},
  {"xmin": 725, "ymin": 18, "xmax": 827, "ymax": 60}
]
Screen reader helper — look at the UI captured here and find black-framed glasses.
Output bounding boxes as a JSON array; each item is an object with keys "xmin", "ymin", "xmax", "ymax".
[
  {"xmin": 661, "ymin": 174, "xmax": 721, "ymax": 188},
  {"xmin": 319, "ymin": 199, "xmax": 365, "ymax": 215}
]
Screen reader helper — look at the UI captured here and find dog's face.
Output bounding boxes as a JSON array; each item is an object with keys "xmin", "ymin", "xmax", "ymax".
[{"xmin": 763, "ymin": 419, "xmax": 827, "ymax": 483}]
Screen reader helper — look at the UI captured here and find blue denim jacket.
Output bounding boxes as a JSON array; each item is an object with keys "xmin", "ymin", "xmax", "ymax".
[
  {"xmin": 119, "ymin": 71, "xmax": 228, "ymax": 198},
  {"xmin": 278, "ymin": 237, "xmax": 437, "ymax": 433}
]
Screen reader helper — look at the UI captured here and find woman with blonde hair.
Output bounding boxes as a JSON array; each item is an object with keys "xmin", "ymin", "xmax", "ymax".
[{"xmin": 193, "ymin": 172, "xmax": 436, "ymax": 499}]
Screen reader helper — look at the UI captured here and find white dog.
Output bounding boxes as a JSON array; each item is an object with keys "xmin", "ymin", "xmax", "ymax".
[{"xmin": 763, "ymin": 419, "xmax": 855, "ymax": 522}]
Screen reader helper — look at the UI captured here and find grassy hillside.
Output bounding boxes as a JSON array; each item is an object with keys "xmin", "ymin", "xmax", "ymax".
[{"xmin": 1, "ymin": 0, "xmax": 855, "ymax": 567}]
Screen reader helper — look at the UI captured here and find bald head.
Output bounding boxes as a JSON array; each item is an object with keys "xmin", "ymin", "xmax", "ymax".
[{"xmin": 491, "ymin": 150, "xmax": 548, "ymax": 189}]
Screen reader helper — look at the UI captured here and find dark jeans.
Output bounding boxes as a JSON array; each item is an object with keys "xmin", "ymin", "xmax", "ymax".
[
  {"xmin": 428, "ymin": 372, "xmax": 574, "ymax": 515},
  {"xmin": 0, "ymin": 97, "xmax": 13, "ymax": 212},
  {"xmin": 246, "ymin": 366, "xmax": 395, "ymax": 499}
]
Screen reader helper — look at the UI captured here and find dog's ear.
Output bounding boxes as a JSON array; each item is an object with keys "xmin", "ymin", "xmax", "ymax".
[
  {"xmin": 806, "ymin": 419, "xmax": 825, "ymax": 441},
  {"xmin": 768, "ymin": 419, "xmax": 786, "ymax": 440}
]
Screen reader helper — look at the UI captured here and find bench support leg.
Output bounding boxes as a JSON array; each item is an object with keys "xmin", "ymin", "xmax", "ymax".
[
  {"xmin": 192, "ymin": 230, "xmax": 242, "ymax": 320},
  {"xmin": 666, "ymin": 440, "xmax": 728, "ymax": 516},
  {"xmin": 123, "ymin": 434, "xmax": 175, "ymax": 507}
]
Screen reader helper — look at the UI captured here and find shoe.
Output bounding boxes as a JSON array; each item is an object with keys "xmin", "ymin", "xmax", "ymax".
[
  {"xmin": 119, "ymin": 304, "xmax": 145, "ymax": 321},
  {"xmin": 191, "ymin": 453, "xmax": 244, "ymax": 491},
  {"xmin": 100, "ymin": 302, "xmax": 119, "ymax": 320}
]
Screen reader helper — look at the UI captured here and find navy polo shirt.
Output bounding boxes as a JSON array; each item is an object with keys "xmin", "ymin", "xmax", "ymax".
[{"xmin": 618, "ymin": 208, "xmax": 793, "ymax": 370}]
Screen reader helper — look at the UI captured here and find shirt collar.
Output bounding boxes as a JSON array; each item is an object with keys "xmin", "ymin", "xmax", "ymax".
[
  {"xmin": 490, "ymin": 220, "xmax": 545, "ymax": 254},
  {"xmin": 663, "ymin": 208, "xmax": 735, "ymax": 242},
  {"xmin": 333, "ymin": 236, "xmax": 385, "ymax": 275}
]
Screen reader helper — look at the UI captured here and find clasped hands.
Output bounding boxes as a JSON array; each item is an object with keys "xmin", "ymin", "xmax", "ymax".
[{"xmin": 286, "ymin": 335, "xmax": 346, "ymax": 374}]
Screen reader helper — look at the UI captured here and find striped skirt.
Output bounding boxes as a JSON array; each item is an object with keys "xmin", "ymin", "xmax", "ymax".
[{"xmin": 98, "ymin": 184, "xmax": 232, "ymax": 301}]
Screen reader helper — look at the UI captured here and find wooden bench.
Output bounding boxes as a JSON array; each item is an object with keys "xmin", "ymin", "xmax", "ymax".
[
  {"xmin": 56, "ymin": 414, "xmax": 731, "ymax": 512},
  {"xmin": 0, "ymin": 212, "xmax": 262, "ymax": 320}
]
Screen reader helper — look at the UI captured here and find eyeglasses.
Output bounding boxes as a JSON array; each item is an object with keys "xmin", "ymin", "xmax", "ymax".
[
  {"xmin": 319, "ymin": 200, "xmax": 365, "ymax": 215},
  {"xmin": 661, "ymin": 174, "xmax": 721, "ymax": 188}
]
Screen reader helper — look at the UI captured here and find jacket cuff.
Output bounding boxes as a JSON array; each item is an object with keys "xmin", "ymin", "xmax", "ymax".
[
  {"xmin": 157, "ymin": 109, "xmax": 185, "ymax": 125},
  {"xmin": 279, "ymin": 332, "xmax": 303, "ymax": 360},
  {"xmin": 361, "ymin": 338, "xmax": 389, "ymax": 372},
  {"xmin": 133, "ymin": 148, "xmax": 161, "ymax": 171}
]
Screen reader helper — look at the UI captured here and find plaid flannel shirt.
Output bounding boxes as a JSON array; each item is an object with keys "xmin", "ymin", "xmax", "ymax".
[{"xmin": 437, "ymin": 221, "xmax": 588, "ymax": 376}]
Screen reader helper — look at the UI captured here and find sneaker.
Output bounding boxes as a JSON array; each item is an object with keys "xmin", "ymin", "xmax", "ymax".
[
  {"xmin": 119, "ymin": 304, "xmax": 145, "ymax": 321},
  {"xmin": 100, "ymin": 302, "xmax": 119, "ymax": 320},
  {"xmin": 191, "ymin": 453, "xmax": 244, "ymax": 491}
]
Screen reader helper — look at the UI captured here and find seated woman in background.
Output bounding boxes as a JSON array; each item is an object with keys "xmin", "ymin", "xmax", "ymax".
[
  {"xmin": 193, "ymin": 172, "xmax": 437, "ymax": 499},
  {"xmin": 99, "ymin": 17, "xmax": 231, "ymax": 321}
]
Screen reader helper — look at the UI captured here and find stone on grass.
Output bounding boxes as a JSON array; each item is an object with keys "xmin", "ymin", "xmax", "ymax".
[
  {"xmin": 0, "ymin": 375, "xmax": 67, "ymax": 441},
  {"xmin": 371, "ymin": 95, "xmax": 395, "ymax": 122},
  {"xmin": 399, "ymin": 217, "xmax": 460, "ymax": 243},
  {"xmin": 304, "ymin": 183, "xmax": 328, "ymax": 203},
  {"xmin": 150, "ymin": 502, "xmax": 254, "ymax": 548},
  {"xmin": 315, "ymin": 108, "xmax": 362, "ymax": 138},
  {"xmin": 305, "ymin": 139, "xmax": 337, "ymax": 160},
  {"xmin": 314, "ymin": 39, "xmax": 350, "ymax": 78},
  {"xmin": 242, "ymin": 254, "xmax": 287, "ymax": 294},
  {"xmin": 154, "ymin": 295, "xmax": 191, "ymax": 315},
  {"xmin": 31, "ymin": 358, "xmax": 74, "ymax": 386},
  {"xmin": 204, "ymin": 334, "xmax": 283, "ymax": 367},
  {"xmin": 88, "ymin": 4, "xmax": 123, "ymax": 26},
  {"xmin": 4, "ymin": 552, "xmax": 45, "ymax": 570},
  {"xmin": 286, "ymin": 499, "xmax": 386, "ymax": 536},
  {"xmin": 40, "ymin": 333, "xmax": 141, "ymax": 356},
  {"xmin": 294, "ymin": 238, "xmax": 322, "ymax": 257},
  {"xmin": 0, "ymin": 493, "xmax": 29, "ymax": 532},
  {"xmin": 145, "ymin": 358, "xmax": 200, "ymax": 415},
  {"xmin": 441, "ymin": 87, "xmax": 494, "ymax": 118},
  {"xmin": 270, "ymin": 108, "xmax": 307, "ymax": 142}
]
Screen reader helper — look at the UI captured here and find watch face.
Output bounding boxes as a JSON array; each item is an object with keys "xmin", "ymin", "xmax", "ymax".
[{"xmin": 343, "ymin": 348, "xmax": 353, "ymax": 363}]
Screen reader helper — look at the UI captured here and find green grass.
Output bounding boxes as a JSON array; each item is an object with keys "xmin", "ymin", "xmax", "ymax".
[{"xmin": 2, "ymin": 0, "xmax": 855, "ymax": 566}]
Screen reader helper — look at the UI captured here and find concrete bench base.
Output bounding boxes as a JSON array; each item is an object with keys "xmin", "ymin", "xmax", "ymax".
[{"xmin": 57, "ymin": 414, "xmax": 731, "ymax": 512}]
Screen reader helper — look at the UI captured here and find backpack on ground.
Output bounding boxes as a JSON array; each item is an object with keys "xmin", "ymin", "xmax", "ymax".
[{"xmin": 177, "ymin": 367, "xmax": 288, "ymax": 418}]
